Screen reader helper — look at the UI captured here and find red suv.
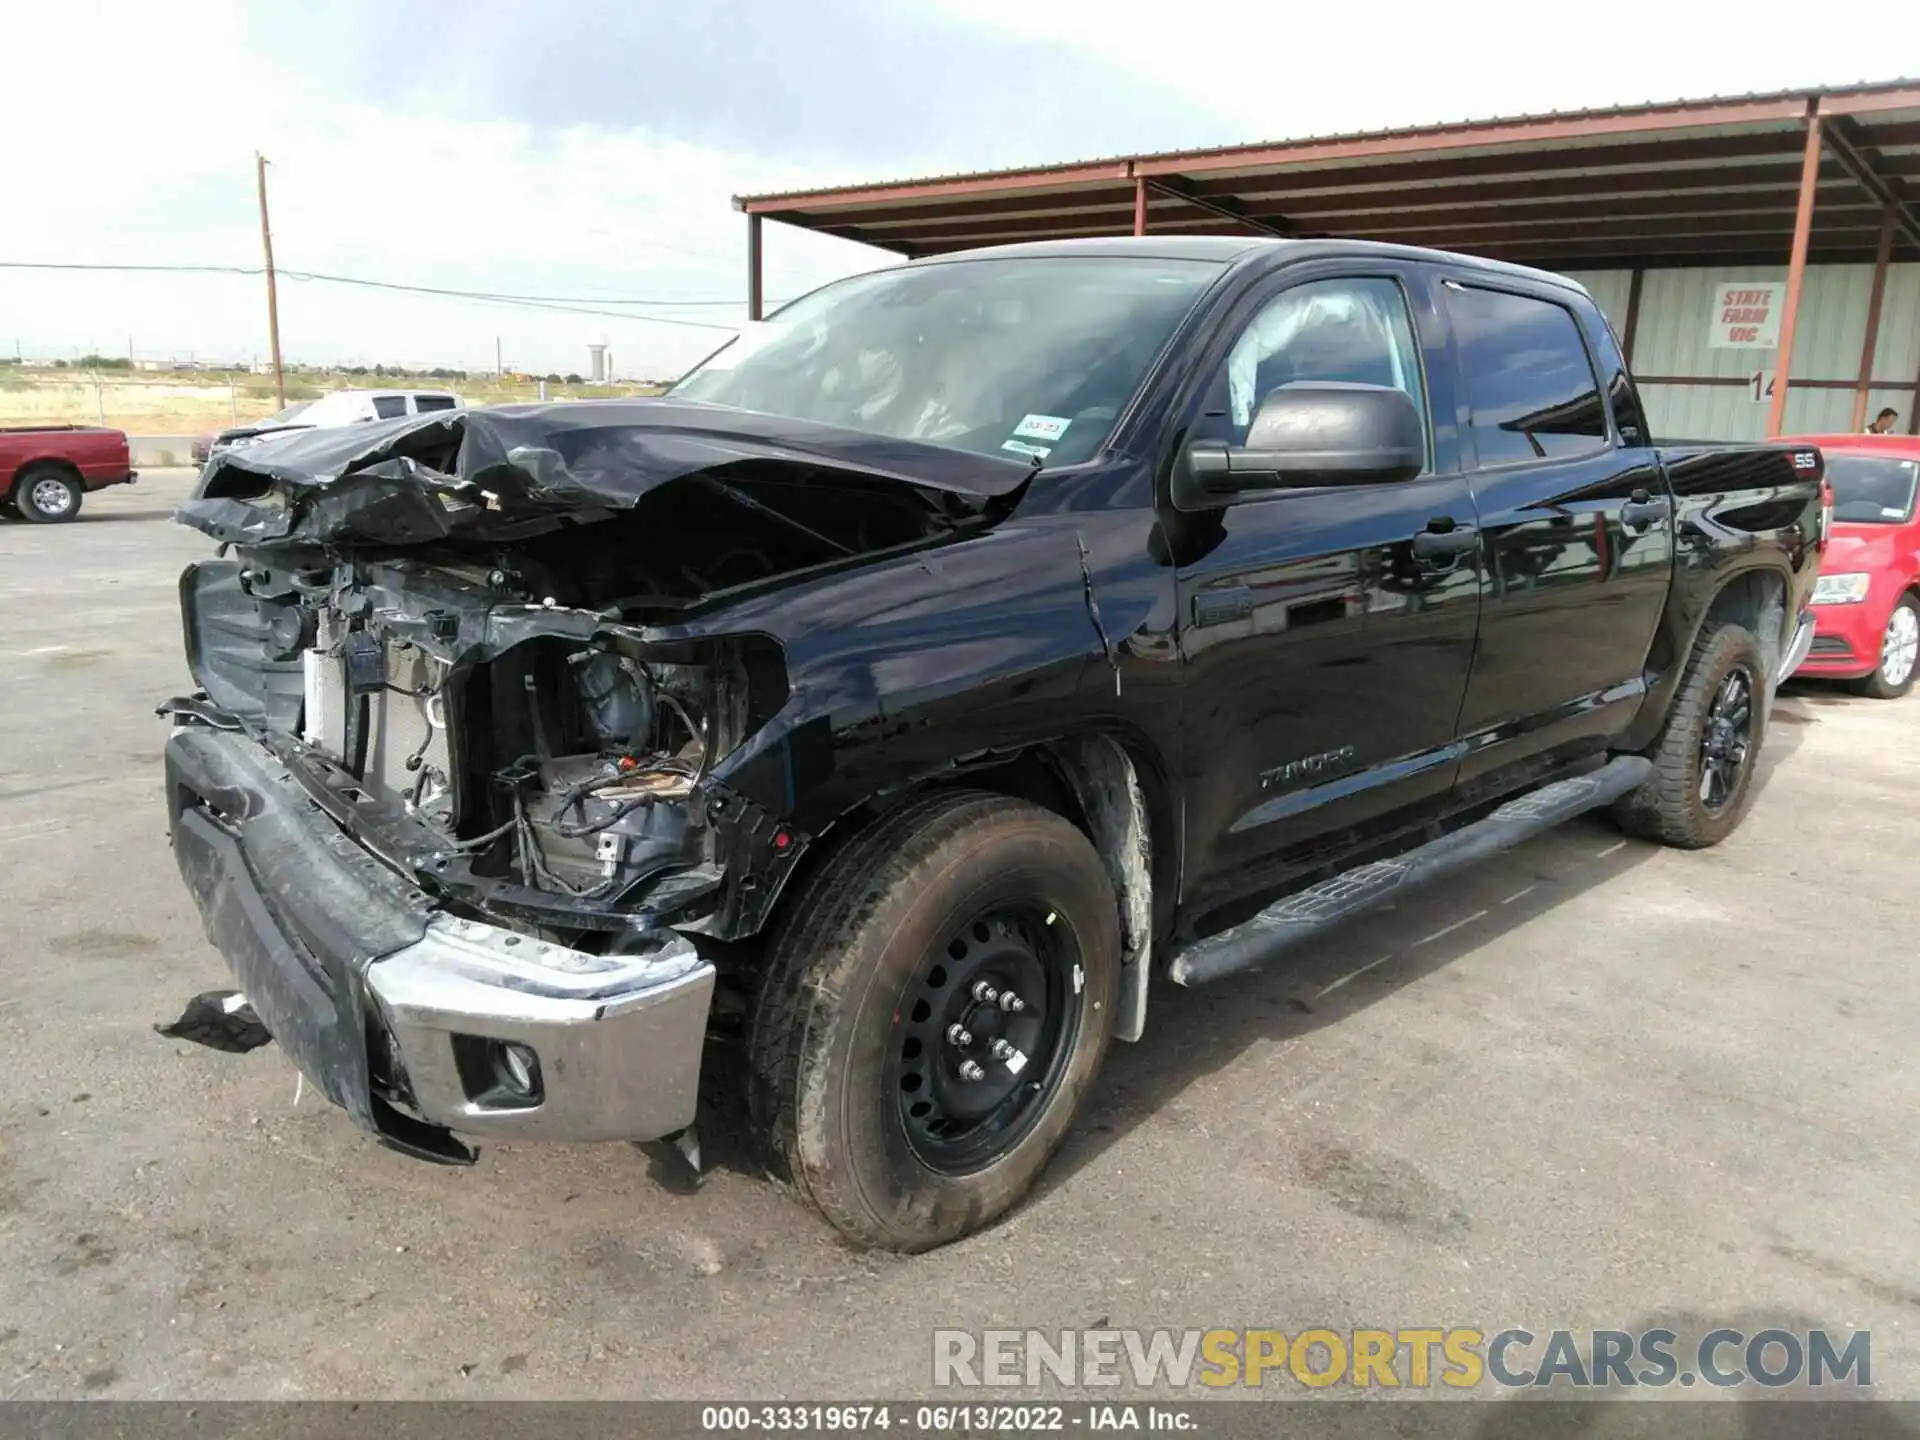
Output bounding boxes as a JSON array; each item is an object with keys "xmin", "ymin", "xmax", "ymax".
[{"xmin": 1788, "ymin": 433, "xmax": 1920, "ymax": 698}]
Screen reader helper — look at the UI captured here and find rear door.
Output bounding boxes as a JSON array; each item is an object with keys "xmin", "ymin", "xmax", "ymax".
[
  {"xmin": 1171, "ymin": 261, "xmax": 1483, "ymax": 920},
  {"xmin": 1440, "ymin": 275, "xmax": 1674, "ymax": 795}
]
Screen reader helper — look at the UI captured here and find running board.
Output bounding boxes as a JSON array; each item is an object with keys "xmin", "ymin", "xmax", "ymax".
[{"xmin": 1168, "ymin": 755, "xmax": 1653, "ymax": 987}]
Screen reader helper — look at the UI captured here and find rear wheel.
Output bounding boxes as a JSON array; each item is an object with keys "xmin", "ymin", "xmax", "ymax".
[
  {"xmin": 1611, "ymin": 621, "xmax": 1766, "ymax": 849},
  {"xmin": 749, "ymin": 790, "xmax": 1119, "ymax": 1251},
  {"xmin": 14, "ymin": 465, "xmax": 84, "ymax": 523},
  {"xmin": 1847, "ymin": 595, "xmax": 1919, "ymax": 700}
]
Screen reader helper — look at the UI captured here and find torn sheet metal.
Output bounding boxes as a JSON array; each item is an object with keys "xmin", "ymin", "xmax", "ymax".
[{"xmin": 1055, "ymin": 734, "xmax": 1153, "ymax": 1042}]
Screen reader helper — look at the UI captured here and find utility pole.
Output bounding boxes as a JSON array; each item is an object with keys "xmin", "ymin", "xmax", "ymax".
[
  {"xmin": 255, "ymin": 152, "xmax": 286, "ymax": 408},
  {"xmin": 495, "ymin": 336, "xmax": 503, "ymax": 380}
]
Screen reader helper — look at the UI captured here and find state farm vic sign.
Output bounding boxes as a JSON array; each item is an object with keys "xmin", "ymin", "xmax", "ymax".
[{"xmin": 1709, "ymin": 282, "xmax": 1784, "ymax": 349}]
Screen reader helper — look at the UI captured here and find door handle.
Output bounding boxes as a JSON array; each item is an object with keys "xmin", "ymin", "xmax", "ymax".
[
  {"xmin": 1411, "ymin": 521, "xmax": 1480, "ymax": 560},
  {"xmin": 1621, "ymin": 490, "xmax": 1672, "ymax": 532}
]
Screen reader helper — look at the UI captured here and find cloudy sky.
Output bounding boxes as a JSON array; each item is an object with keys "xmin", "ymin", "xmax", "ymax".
[{"xmin": 4, "ymin": 0, "xmax": 1900, "ymax": 378}]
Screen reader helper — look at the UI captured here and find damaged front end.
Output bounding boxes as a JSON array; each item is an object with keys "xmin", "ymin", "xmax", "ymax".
[{"xmin": 161, "ymin": 401, "xmax": 1028, "ymax": 1161}]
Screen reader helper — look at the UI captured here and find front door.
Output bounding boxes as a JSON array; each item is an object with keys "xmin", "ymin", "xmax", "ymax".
[{"xmin": 1170, "ymin": 266, "xmax": 1482, "ymax": 924}]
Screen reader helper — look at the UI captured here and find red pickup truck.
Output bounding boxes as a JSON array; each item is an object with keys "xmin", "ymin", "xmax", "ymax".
[{"xmin": 1, "ymin": 425, "xmax": 137, "ymax": 522}]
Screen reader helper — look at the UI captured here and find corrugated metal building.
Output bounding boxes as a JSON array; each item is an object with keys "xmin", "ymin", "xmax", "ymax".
[
  {"xmin": 1565, "ymin": 262, "xmax": 1920, "ymax": 438},
  {"xmin": 735, "ymin": 81, "xmax": 1920, "ymax": 442}
]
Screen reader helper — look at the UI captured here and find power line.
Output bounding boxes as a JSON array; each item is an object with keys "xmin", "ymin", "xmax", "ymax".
[
  {"xmin": 280, "ymin": 270, "xmax": 738, "ymax": 329},
  {"xmin": 0, "ymin": 260, "xmax": 793, "ymax": 329},
  {"xmin": 0, "ymin": 259, "xmax": 755, "ymax": 305}
]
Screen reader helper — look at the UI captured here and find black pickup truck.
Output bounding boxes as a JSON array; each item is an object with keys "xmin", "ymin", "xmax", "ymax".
[{"xmin": 161, "ymin": 237, "xmax": 1826, "ymax": 1251}]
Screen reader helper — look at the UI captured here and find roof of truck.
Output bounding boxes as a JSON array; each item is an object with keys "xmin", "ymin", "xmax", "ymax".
[{"xmin": 908, "ymin": 234, "xmax": 1590, "ymax": 296}]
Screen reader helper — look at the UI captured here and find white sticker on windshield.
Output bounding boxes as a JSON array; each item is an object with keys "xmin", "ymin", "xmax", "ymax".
[
  {"xmin": 1885, "ymin": 507, "xmax": 1906, "ymax": 518},
  {"xmin": 1001, "ymin": 439, "xmax": 1051, "ymax": 459},
  {"xmin": 1013, "ymin": 413, "xmax": 1072, "ymax": 442}
]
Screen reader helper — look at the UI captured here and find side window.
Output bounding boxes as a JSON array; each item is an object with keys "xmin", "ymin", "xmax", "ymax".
[
  {"xmin": 413, "ymin": 394, "xmax": 458, "ymax": 412},
  {"xmin": 1446, "ymin": 285, "xmax": 1608, "ymax": 466},
  {"xmin": 1202, "ymin": 277, "xmax": 1429, "ymax": 467},
  {"xmin": 371, "ymin": 395, "xmax": 409, "ymax": 420}
]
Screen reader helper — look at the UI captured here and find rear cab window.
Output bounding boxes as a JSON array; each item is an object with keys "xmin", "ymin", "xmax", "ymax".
[
  {"xmin": 1444, "ymin": 283, "xmax": 1609, "ymax": 468},
  {"xmin": 413, "ymin": 394, "xmax": 458, "ymax": 413},
  {"xmin": 371, "ymin": 395, "xmax": 409, "ymax": 420}
]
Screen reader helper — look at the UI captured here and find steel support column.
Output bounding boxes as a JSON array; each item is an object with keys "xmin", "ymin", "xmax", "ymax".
[
  {"xmin": 1852, "ymin": 207, "xmax": 1897, "ymax": 432},
  {"xmin": 1134, "ymin": 176, "xmax": 1148, "ymax": 236},
  {"xmin": 1621, "ymin": 268, "xmax": 1645, "ymax": 364},
  {"xmin": 746, "ymin": 213, "xmax": 764, "ymax": 323},
  {"xmin": 1768, "ymin": 110, "xmax": 1823, "ymax": 439}
]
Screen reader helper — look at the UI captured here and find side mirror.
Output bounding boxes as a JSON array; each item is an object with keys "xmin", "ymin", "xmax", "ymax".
[{"xmin": 1173, "ymin": 381, "xmax": 1424, "ymax": 510}]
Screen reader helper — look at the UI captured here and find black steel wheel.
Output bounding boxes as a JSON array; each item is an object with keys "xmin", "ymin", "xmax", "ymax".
[
  {"xmin": 889, "ymin": 902, "xmax": 1084, "ymax": 1177},
  {"xmin": 750, "ymin": 790, "xmax": 1120, "ymax": 1251}
]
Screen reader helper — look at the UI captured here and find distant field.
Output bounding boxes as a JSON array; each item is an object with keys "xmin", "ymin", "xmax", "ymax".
[{"xmin": 0, "ymin": 366, "xmax": 665, "ymax": 434}]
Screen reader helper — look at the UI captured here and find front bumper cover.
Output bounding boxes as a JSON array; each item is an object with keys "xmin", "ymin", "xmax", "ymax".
[{"xmin": 164, "ymin": 725, "xmax": 714, "ymax": 1162}]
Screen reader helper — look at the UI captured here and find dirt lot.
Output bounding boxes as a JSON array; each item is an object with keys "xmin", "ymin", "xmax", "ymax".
[{"xmin": 2, "ymin": 469, "xmax": 1918, "ymax": 1406}]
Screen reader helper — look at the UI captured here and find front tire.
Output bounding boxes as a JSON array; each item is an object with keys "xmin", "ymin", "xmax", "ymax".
[
  {"xmin": 749, "ymin": 790, "xmax": 1120, "ymax": 1252},
  {"xmin": 1847, "ymin": 594, "xmax": 1919, "ymax": 700},
  {"xmin": 1611, "ymin": 621, "xmax": 1766, "ymax": 849},
  {"xmin": 14, "ymin": 465, "xmax": 84, "ymax": 523}
]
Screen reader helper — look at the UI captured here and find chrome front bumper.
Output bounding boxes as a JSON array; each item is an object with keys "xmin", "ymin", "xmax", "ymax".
[
  {"xmin": 165, "ymin": 725, "xmax": 714, "ymax": 1160},
  {"xmin": 368, "ymin": 915, "xmax": 713, "ymax": 1144}
]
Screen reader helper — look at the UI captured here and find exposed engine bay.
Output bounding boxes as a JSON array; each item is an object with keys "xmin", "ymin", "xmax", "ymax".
[{"xmin": 166, "ymin": 401, "xmax": 1033, "ymax": 943}]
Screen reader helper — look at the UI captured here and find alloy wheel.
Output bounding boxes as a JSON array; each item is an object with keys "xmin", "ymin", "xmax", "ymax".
[
  {"xmin": 29, "ymin": 478, "xmax": 75, "ymax": 517},
  {"xmin": 1698, "ymin": 664, "xmax": 1755, "ymax": 812},
  {"xmin": 1881, "ymin": 604, "xmax": 1919, "ymax": 690}
]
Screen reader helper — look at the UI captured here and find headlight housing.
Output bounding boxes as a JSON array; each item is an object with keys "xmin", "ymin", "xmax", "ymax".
[{"xmin": 1812, "ymin": 572, "xmax": 1872, "ymax": 605}]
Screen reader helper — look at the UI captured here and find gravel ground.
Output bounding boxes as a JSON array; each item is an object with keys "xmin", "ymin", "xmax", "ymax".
[{"xmin": 2, "ymin": 469, "xmax": 1916, "ymax": 1410}]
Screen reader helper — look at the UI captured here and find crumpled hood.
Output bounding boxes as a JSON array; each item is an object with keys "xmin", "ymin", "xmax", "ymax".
[{"xmin": 176, "ymin": 398, "xmax": 1034, "ymax": 548}]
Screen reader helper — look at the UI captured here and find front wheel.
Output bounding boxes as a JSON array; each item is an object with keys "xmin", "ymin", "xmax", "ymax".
[
  {"xmin": 749, "ymin": 790, "xmax": 1120, "ymax": 1252},
  {"xmin": 14, "ymin": 465, "xmax": 84, "ymax": 523},
  {"xmin": 1848, "ymin": 594, "xmax": 1919, "ymax": 700},
  {"xmin": 1611, "ymin": 621, "xmax": 1766, "ymax": 849}
]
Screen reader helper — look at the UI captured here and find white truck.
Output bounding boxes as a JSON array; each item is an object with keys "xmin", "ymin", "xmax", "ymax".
[{"xmin": 202, "ymin": 390, "xmax": 464, "ymax": 460}]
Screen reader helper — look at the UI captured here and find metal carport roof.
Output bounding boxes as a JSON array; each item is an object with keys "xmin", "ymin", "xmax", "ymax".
[{"xmin": 736, "ymin": 81, "xmax": 1920, "ymax": 270}]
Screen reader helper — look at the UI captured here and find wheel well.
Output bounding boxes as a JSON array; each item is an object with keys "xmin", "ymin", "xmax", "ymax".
[
  {"xmin": 787, "ymin": 736, "xmax": 1174, "ymax": 1042},
  {"xmin": 6, "ymin": 458, "xmax": 84, "ymax": 501},
  {"xmin": 1703, "ymin": 569, "xmax": 1787, "ymax": 680}
]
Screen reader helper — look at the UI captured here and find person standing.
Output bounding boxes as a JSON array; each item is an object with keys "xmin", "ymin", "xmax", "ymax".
[{"xmin": 1866, "ymin": 407, "xmax": 1900, "ymax": 434}]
